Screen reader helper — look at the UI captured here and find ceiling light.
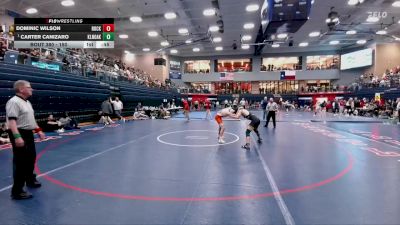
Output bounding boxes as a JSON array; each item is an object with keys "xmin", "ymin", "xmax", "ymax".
[
  {"xmin": 246, "ymin": 4, "xmax": 259, "ymax": 12},
  {"xmin": 309, "ymin": 31, "xmax": 320, "ymax": 37},
  {"xmin": 272, "ymin": 44, "xmax": 280, "ymax": 48},
  {"xmin": 215, "ymin": 46, "xmax": 223, "ymax": 51},
  {"xmin": 366, "ymin": 16, "xmax": 379, "ymax": 23},
  {"xmin": 170, "ymin": 49, "xmax": 178, "ymax": 54},
  {"xmin": 129, "ymin": 16, "xmax": 142, "ymax": 23},
  {"xmin": 376, "ymin": 30, "xmax": 387, "ymax": 35},
  {"xmin": 213, "ymin": 37, "xmax": 222, "ymax": 42},
  {"xmin": 242, "ymin": 35, "xmax": 252, "ymax": 41},
  {"xmin": 243, "ymin": 23, "xmax": 255, "ymax": 29},
  {"xmin": 203, "ymin": 8, "xmax": 216, "ymax": 16},
  {"xmin": 347, "ymin": 0, "xmax": 358, "ymax": 5},
  {"xmin": 178, "ymin": 28, "xmax": 189, "ymax": 35},
  {"xmin": 193, "ymin": 48, "xmax": 200, "ymax": 52},
  {"xmin": 209, "ymin": 26, "xmax": 219, "ymax": 32},
  {"xmin": 61, "ymin": 0, "xmax": 75, "ymax": 7},
  {"xmin": 119, "ymin": 34, "xmax": 128, "ymax": 39},
  {"xmin": 241, "ymin": 44, "xmax": 250, "ymax": 49},
  {"xmin": 329, "ymin": 40, "xmax": 339, "ymax": 45},
  {"xmin": 299, "ymin": 42, "xmax": 308, "ymax": 47},
  {"xmin": 346, "ymin": 30, "xmax": 357, "ymax": 35},
  {"xmin": 356, "ymin": 40, "xmax": 367, "ymax": 44},
  {"xmin": 142, "ymin": 48, "xmax": 150, "ymax": 52},
  {"xmin": 148, "ymin": 31, "xmax": 158, "ymax": 37},
  {"xmin": 185, "ymin": 39, "xmax": 192, "ymax": 44},
  {"xmin": 392, "ymin": 1, "xmax": 400, "ymax": 7},
  {"xmin": 277, "ymin": 33, "xmax": 288, "ymax": 39},
  {"xmin": 164, "ymin": 12, "xmax": 177, "ymax": 19},
  {"xmin": 26, "ymin": 8, "xmax": 38, "ymax": 14},
  {"xmin": 161, "ymin": 41, "xmax": 169, "ymax": 46},
  {"xmin": 311, "ymin": 0, "xmax": 315, "ymax": 4}
]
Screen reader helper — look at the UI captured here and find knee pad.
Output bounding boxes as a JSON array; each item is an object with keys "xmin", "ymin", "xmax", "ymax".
[{"xmin": 246, "ymin": 129, "xmax": 251, "ymax": 137}]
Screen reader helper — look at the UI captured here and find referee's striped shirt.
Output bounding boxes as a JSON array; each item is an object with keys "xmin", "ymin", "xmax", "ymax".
[
  {"xmin": 267, "ymin": 102, "xmax": 278, "ymax": 112},
  {"xmin": 6, "ymin": 95, "xmax": 38, "ymax": 130}
]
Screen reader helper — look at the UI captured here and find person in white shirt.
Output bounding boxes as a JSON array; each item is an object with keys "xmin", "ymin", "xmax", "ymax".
[
  {"xmin": 240, "ymin": 98, "xmax": 246, "ymax": 109},
  {"xmin": 111, "ymin": 97, "xmax": 125, "ymax": 122},
  {"xmin": 265, "ymin": 98, "xmax": 278, "ymax": 128},
  {"xmin": 396, "ymin": 98, "xmax": 400, "ymax": 124}
]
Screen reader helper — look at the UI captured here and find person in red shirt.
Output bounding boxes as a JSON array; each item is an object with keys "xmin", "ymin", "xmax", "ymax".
[
  {"xmin": 204, "ymin": 100, "xmax": 211, "ymax": 120},
  {"xmin": 182, "ymin": 98, "xmax": 190, "ymax": 121}
]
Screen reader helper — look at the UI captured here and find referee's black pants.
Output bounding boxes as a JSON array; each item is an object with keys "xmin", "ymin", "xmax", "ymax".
[
  {"xmin": 265, "ymin": 111, "xmax": 276, "ymax": 128},
  {"xmin": 8, "ymin": 129, "xmax": 37, "ymax": 194}
]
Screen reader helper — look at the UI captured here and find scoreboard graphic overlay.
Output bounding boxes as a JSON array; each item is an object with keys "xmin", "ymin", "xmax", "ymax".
[{"xmin": 14, "ymin": 18, "xmax": 114, "ymax": 49}]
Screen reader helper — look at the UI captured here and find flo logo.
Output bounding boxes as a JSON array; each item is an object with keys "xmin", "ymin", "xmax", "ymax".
[
  {"xmin": 59, "ymin": 131, "xmax": 84, "ymax": 136},
  {"xmin": 361, "ymin": 147, "xmax": 400, "ymax": 157},
  {"xmin": 107, "ymin": 124, "xmax": 120, "ymax": 128},
  {"xmin": 35, "ymin": 136, "xmax": 62, "ymax": 143},
  {"xmin": 85, "ymin": 127, "xmax": 104, "ymax": 131}
]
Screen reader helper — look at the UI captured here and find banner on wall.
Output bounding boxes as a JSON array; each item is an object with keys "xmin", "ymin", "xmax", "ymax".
[
  {"xmin": 169, "ymin": 71, "xmax": 181, "ymax": 79},
  {"xmin": 32, "ymin": 61, "xmax": 60, "ymax": 71},
  {"xmin": 374, "ymin": 93, "xmax": 381, "ymax": 102}
]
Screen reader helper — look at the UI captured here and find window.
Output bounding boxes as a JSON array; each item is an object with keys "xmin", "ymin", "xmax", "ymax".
[
  {"xmin": 213, "ymin": 82, "xmax": 252, "ymax": 94},
  {"xmin": 261, "ymin": 57, "xmax": 302, "ymax": 71},
  {"xmin": 258, "ymin": 81, "xmax": 298, "ymax": 94},
  {"xmin": 216, "ymin": 58, "xmax": 252, "ymax": 72},
  {"xmin": 191, "ymin": 83, "xmax": 212, "ymax": 93},
  {"xmin": 306, "ymin": 55, "xmax": 339, "ymax": 70},
  {"xmin": 170, "ymin": 60, "xmax": 181, "ymax": 71},
  {"xmin": 184, "ymin": 60, "xmax": 210, "ymax": 73}
]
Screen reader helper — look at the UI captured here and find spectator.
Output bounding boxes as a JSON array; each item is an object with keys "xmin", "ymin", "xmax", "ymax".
[
  {"xmin": 41, "ymin": 114, "xmax": 64, "ymax": 133},
  {"xmin": 100, "ymin": 97, "xmax": 114, "ymax": 125},
  {"xmin": 133, "ymin": 109, "xmax": 149, "ymax": 120},
  {"xmin": 46, "ymin": 51, "xmax": 55, "ymax": 61},
  {"xmin": 111, "ymin": 97, "xmax": 125, "ymax": 122},
  {"xmin": 59, "ymin": 112, "xmax": 80, "ymax": 130},
  {"xmin": 261, "ymin": 97, "xmax": 268, "ymax": 120},
  {"xmin": 396, "ymin": 98, "xmax": 400, "ymax": 124},
  {"xmin": 0, "ymin": 123, "xmax": 10, "ymax": 144},
  {"xmin": 0, "ymin": 40, "xmax": 7, "ymax": 61}
]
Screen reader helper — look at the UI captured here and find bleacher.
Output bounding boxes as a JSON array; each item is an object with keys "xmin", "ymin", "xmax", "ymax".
[
  {"xmin": 217, "ymin": 94, "xmax": 298, "ymax": 103},
  {"xmin": 0, "ymin": 62, "xmax": 179, "ymax": 122},
  {"xmin": 345, "ymin": 86, "xmax": 400, "ymax": 100}
]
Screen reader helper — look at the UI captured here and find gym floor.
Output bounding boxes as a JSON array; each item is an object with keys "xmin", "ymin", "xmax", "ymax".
[{"xmin": 0, "ymin": 111, "xmax": 399, "ymax": 224}]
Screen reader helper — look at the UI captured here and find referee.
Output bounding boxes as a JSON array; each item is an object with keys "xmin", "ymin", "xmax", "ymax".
[
  {"xmin": 6, "ymin": 80, "xmax": 45, "ymax": 200},
  {"xmin": 265, "ymin": 98, "xmax": 278, "ymax": 128}
]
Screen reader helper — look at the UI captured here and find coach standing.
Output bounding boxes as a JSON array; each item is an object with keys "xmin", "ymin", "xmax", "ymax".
[{"xmin": 6, "ymin": 80, "xmax": 45, "ymax": 200}]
